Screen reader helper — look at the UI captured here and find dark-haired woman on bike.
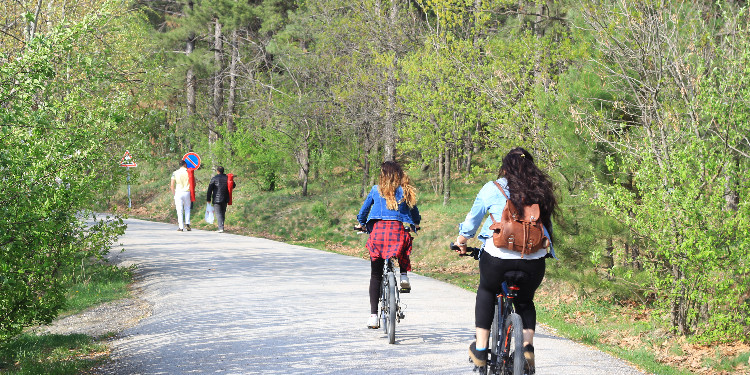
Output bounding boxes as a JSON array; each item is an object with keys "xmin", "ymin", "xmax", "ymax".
[
  {"xmin": 357, "ymin": 161, "xmax": 421, "ymax": 329},
  {"xmin": 454, "ymin": 147, "xmax": 557, "ymax": 372}
]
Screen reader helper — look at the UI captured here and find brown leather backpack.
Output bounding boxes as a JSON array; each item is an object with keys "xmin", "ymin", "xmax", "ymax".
[{"xmin": 488, "ymin": 181, "xmax": 549, "ymax": 256}]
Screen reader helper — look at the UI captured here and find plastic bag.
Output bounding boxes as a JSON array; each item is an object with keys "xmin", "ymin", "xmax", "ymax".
[{"xmin": 205, "ymin": 203, "xmax": 215, "ymax": 224}]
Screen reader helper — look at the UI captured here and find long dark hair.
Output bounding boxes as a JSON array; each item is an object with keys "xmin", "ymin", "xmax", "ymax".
[{"xmin": 500, "ymin": 147, "xmax": 557, "ymax": 239}]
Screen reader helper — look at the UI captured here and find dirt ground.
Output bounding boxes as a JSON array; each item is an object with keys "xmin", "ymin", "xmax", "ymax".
[{"xmin": 31, "ymin": 296, "xmax": 151, "ymax": 338}]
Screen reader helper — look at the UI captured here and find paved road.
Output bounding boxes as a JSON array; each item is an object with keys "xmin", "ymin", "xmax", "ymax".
[{"xmin": 98, "ymin": 218, "xmax": 648, "ymax": 374}]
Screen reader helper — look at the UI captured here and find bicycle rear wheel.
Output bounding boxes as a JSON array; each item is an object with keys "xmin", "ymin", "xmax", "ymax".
[
  {"xmin": 386, "ymin": 272, "xmax": 397, "ymax": 344},
  {"xmin": 502, "ymin": 313, "xmax": 524, "ymax": 375},
  {"xmin": 489, "ymin": 303, "xmax": 499, "ymax": 355}
]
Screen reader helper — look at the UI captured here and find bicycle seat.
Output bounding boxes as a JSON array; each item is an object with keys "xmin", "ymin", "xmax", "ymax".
[{"xmin": 503, "ymin": 270, "xmax": 528, "ymax": 285}]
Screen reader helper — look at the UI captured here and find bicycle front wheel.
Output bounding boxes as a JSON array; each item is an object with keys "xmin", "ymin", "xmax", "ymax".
[
  {"xmin": 386, "ymin": 272, "xmax": 397, "ymax": 344},
  {"xmin": 502, "ymin": 313, "xmax": 524, "ymax": 375}
]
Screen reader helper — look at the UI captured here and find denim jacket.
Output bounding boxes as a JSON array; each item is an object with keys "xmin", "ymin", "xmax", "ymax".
[
  {"xmin": 357, "ymin": 185, "xmax": 421, "ymax": 232},
  {"xmin": 457, "ymin": 178, "xmax": 556, "ymax": 259}
]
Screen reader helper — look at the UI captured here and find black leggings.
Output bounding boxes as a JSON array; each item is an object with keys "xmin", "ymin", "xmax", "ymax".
[
  {"xmin": 475, "ymin": 254, "xmax": 546, "ymax": 331},
  {"xmin": 369, "ymin": 259, "xmax": 408, "ymax": 314}
]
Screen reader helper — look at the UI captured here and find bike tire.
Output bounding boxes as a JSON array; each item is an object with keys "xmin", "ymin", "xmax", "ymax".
[
  {"xmin": 386, "ymin": 272, "xmax": 397, "ymax": 344},
  {"xmin": 503, "ymin": 313, "xmax": 524, "ymax": 375},
  {"xmin": 490, "ymin": 303, "xmax": 499, "ymax": 355},
  {"xmin": 481, "ymin": 303, "xmax": 499, "ymax": 374},
  {"xmin": 380, "ymin": 279, "xmax": 388, "ymax": 334}
]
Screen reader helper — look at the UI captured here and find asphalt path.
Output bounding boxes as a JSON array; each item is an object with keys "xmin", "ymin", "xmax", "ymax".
[{"xmin": 98, "ymin": 218, "xmax": 649, "ymax": 375}]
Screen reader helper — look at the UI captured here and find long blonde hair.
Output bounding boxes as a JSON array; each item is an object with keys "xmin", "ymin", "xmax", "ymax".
[{"xmin": 378, "ymin": 161, "xmax": 417, "ymax": 210}]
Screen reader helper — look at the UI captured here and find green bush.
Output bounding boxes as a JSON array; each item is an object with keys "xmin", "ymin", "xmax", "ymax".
[{"xmin": 0, "ymin": 12, "xmax": 127, "ymax": 342}]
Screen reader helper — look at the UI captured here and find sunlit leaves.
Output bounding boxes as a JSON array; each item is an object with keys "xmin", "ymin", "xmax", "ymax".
[
  {"xmin": 0, "ymin": 7, "xmax": 130, "ymax": 341},
  {"xmin": 582, "ymin": 0, "xmax": 750, "ymax": 341}
]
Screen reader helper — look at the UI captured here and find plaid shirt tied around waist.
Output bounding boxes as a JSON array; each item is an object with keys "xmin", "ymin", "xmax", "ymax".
[{"xmin": 366, "ymin": 220, "xmax": 412, "ymax": 271}]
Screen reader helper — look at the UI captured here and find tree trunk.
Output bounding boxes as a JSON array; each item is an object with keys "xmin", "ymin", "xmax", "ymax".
[
  {"xmin": 361, "ymin": 149, "xmax": 370, "ymax": 198},
  {"xmin": 438, "ymin": 153, "xmax": 444, "ymax": 195},
  {"xmin": 227, "ymin": 29, "xmax": 238, "ymax": 134},
  {"xmin": 185, "ymin": 1, "xmax": 196, "ymax": 116},
  {"xmin": 46, "ymin": 0, "xmax": 53, "ymax": 30},
  {"xmin": 382, "ymin": 0, "xmax": 399, "ymax": 162},
  {"xmin": 298, "ymin": 145, "xmax": 310, "ymax": 197},
  {"xmin": 535, "ymin": 2, "xmax": 545, "ymax": 37},
  {"xmin": 443, "ymin": 146, "xmax": 451, "ymax": 206},
  {"xmin": 474, "ymin": 0, "xmax": 482, "ymax": 43},
  {"xmin": 604, "ymin": 237, "xmax": 614, "ymax": 269},
  {"xmin": 464, "ymin": 130, "xmax": 473, "ymax": 174},
  {"xmin": 671, "ymin": 266, "xmax": 689, "ymax": 335},
  {"xmin": 211, "ymin": 18, "xmax": 223, "ymax": 144},
  {"xmin": 627, "ymin": 242, "xmax": 642, "ymax": 270},
  {"xmin": 724, "ymin": 159, "xmax": 739, "ymax": 210},
  {"xmin": 25, "ymin": 0, "xmax": 43, "ymax": 44},
  {"xmin": 296, "ymin": 129, "xmax": 311, "ymax": 197},
  {"xmin": 383, "ymin": 65, "xmax": 397, "ymax": 162}
]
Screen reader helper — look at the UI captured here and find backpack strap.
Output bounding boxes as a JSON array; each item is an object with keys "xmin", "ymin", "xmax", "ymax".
[
  {"xmin": 492, "ymin": 181, "xmax": 510, "ymax": 200},
  {"xmin": 493, "ymin": 180, "xmax": 518, "ymax": 218}
]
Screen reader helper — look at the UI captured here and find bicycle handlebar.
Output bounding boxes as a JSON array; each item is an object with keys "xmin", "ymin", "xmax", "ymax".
[
  {"xmin": 450, "ymin": 242, "xmax": 481, "ymax": 260},
  {"xmin": 353, "ymin": 224, "xmax": 421, "ymax": 234}
]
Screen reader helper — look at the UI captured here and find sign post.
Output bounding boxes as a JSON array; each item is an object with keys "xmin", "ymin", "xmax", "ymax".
[{"xmin": 120, "ymin": 151, "xmax": 138, "ymax": 208}]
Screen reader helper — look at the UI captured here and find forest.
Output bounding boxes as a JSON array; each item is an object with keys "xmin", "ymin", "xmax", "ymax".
[{"xmin": 1, "ymin": 0, "xmax": 749, "ymax": 372}]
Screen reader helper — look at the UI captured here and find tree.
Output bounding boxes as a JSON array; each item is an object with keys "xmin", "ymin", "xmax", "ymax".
[
  {"xmin": 0, "ymin": 7, "xmax": 135, "ymax": 341},
  {"xmin": 400, "ymin": 38, "xmax": 488, "ymax": 204},
  {"xmin": 576, "ymin": 0, "xmax": 750, "ymax": 340}
]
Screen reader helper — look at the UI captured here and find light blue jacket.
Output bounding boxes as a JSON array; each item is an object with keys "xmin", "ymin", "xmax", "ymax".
[
  {"xmin": 458, "ymin": 178, "xmax": 556, "ymax": 259},
  {"xmin": 357, "ymin": 185, "xmax": 421, "ymax": 232}
]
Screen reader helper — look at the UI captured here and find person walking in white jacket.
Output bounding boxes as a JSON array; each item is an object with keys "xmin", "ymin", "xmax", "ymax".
[{"xmin": 170, "ymin": 160, "xmax": 192, "ymax": 232}]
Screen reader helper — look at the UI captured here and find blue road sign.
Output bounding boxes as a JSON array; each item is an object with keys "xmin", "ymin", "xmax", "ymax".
[{"xmin": 183, "ymin": 152, "xmax": 201, "ymax": 169}]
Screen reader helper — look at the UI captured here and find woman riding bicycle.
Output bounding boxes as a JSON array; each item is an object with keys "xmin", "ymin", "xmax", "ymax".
[
  {"xmin": 454, "ymin": 147, "xmax": 557, "ymax": 372},
  {"xmin": 356, "ymin": 161, "xmax": 421, "ymax": 329}
]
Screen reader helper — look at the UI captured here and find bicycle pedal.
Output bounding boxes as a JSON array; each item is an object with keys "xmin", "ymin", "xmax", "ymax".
[{"xmin": 398, "ymin": 312, "xmax": 405, "ymax": 319}]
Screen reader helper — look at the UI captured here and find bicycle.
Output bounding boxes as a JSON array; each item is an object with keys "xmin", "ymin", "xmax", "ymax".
[
  {"xmin": 355, "ymin": 225, "xmax": 408, "ymax": 344},
  {"xmin": 379, "ymin": 255, "xmax": 406, "ymax": 344},
  {"xmin": 451, "ymin": 243, "xmax": 530, "ymax": 375}
]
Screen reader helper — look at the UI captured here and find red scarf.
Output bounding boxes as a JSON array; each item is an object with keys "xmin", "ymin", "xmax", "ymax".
[
  {"xmin": 187, "ymin": 169, "xmax": 196, "ymax": 202},
  {"xmin": 227, "ymin": 173, "xmax": 234, "ymax": 205}
]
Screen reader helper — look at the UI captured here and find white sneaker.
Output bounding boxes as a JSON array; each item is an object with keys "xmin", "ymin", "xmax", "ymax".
[
  {"xmin": 400, "ymin": 274, "xmax": 411, "ymax": 291},
  {"xmin": 218, "ymin": 229, "xmax": 224, "ymax": 233},
  {"xmin": 367, "ymin": 314, "xmax": 379, "ymax": 329}
]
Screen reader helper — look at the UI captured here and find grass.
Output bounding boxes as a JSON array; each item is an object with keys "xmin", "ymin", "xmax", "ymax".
[
  {"xmin": 534, "ymin": 288, "xmax": 692, "ymax": 375},
  {"xmin": 114, "ymin": 159, "xmax": 750, "ymax": 375},
  {"xmin": 0, "ymin": 263, "xmax": 133, "ymax": 374},
  {"xmin": 0, "ymin": 333, "xmax": 110, "ymax": 374},
  {"xmin": 63, "ymin": 264, "xmax": 133, "ymax": 316}
]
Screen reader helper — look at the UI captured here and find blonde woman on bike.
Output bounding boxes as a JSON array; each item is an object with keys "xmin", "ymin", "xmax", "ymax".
[
  {"xmin": 356, "ymin": 161, "xmax": 421, "ymax": 329},
  {"xmin": 455, "ymin": 147, "xmax": 557, "ymax": 372}
]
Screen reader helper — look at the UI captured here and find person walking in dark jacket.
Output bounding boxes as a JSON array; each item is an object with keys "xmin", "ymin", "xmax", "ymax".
[{"xmin": 206, "ymin": 166, "xmax": 236, "ymax": 233}]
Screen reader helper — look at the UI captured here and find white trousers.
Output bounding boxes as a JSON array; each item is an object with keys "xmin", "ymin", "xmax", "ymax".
[{"xmin": 174, "ymin": 191, "xmax": 192, "ymax": 229}]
